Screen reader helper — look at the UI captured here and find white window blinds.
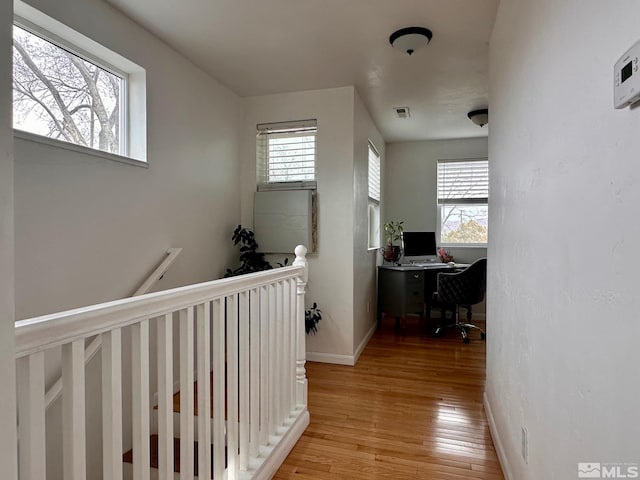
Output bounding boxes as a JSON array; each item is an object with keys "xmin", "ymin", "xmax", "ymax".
[
  {"xmin": 368, "ymin": 142, "xmax": 381, "ymax": 201},
  {"xmin": 256, "ymin": 119, "xmax": 317, "ymax": 185},
  {"xmin": 437, "ymin": 159, "xmax": 489, "ymax": 204}
]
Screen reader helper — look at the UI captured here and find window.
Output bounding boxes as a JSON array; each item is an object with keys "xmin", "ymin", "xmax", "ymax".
[
  {"xmin": 12, "ymin": 3, "xmax": 146, "ymax": 164},
  {"xmin": 13, "ymin": 24, "xmax": 125, "ymax": 155},
  {"xmin": 368, "ymin": 141, "xmax": 381, "ymax": 249},
  {"xmin": 256, "ymin": 119, "xmax": 317, "ymax": 188},
  {"xmin": 437, "ymin": 159, "xmax": 489, "ymax": 245}
]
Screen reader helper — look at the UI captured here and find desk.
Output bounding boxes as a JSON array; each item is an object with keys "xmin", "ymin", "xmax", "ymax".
[{"xmin": 377, "ymin": 264, "xmax": 469, "ymax": 328}]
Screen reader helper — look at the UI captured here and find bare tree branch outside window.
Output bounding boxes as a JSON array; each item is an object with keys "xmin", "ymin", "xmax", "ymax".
[
  {"xmin": 438, "ymin": 160, "xmax": 489, "ymax": 244},
  {"xmin": 12, "ymin": 24, "xmax": 123, "ymax": 155}
]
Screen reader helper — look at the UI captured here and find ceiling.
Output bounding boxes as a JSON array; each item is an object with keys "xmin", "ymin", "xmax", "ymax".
[{"xmin": 107, "ymin": 0, "xmax": 499, "ymax": 143}]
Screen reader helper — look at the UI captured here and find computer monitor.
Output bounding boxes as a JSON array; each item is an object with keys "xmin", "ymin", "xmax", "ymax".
[{"xmin": 402, "ymin": 231, "xmax": 437, "ymax": 264}]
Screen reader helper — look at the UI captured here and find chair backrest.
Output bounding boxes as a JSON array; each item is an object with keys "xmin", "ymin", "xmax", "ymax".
[{"xmin": 437, "ymin": 258, "xmax": 487, "ymax": 305}]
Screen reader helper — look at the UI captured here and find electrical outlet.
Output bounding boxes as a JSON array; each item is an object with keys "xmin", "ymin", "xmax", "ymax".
[
  {"xmin": 366, "ymin": 301, "xmax": 371, "ymax": 313},
  {"xmin": 521, "ymin": 427, "xmax": 528, "ymax": 464}
]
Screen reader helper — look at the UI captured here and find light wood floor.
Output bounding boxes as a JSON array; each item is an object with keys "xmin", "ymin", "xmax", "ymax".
[{"xmin": 275, "ymin": 317, "xmax": 504, "ymax": 480}]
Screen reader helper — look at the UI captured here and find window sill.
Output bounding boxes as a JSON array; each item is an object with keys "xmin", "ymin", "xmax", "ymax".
[
  {"xmin": 13, "ymin": 129, "xmax": 148, "ymax": 169},
  {"xmin": 440, "ymin": 243, "xmax": 488, "ymax": 249},
  {"xmin": 257, "ymin": 181, "xmax": 317, "ymax": 191}
]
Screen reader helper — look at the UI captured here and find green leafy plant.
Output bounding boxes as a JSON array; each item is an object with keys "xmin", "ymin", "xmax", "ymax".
[
  {"xmin": 305, "ymin": 303, "xmax": 322, "ymax": 335},
  {"xmin": 224, "ymin": 225, "xmax": 272, "ymax": 277},
  {"xmin": 383, "ymin": 221, "xmax": 404, "ymax": 246},
  {"xmin": 225, "ymin": 225, "xmax": 322, "ymax": 335}
]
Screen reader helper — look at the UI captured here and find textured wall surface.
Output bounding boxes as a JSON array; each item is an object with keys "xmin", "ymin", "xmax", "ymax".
[
  {"xmin": 0, "ymin": 0, "xmax": 17, "ymax": 476},
  {"xmin": 487, "ymin": 1, "xmax": 640, "ymax": 478}
]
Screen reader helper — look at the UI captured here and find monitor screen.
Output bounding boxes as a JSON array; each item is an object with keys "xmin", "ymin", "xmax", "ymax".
[{"xmin": 402, "ymin": 231, "xmax": 437, "ymax": 257}]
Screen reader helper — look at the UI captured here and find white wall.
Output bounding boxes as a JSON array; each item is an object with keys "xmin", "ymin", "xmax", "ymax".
[
  {"xmin": 14, "ymin": 0, "xmax": 243, "ymax": 320},
  {"xmin": 385, "ymin": 138, "xmax": 488, "ymax": 264},
  {"xmin": 12, "ymin": 0, "xmax": 244, "ymax": 478},
  {"xmin": 240, "ymin": 86, "xmax": 357, "ymax": 362},
  {"xmin": 0, "ymin": 0, "xmax": 18, "ymax": 476},
  {"xmin": 487, "ymin": 1, "xmax": 640, "ymax": 479},
  {"xmin": 352, "ymin": 90, "xmax": 384, "ymax": 357}
]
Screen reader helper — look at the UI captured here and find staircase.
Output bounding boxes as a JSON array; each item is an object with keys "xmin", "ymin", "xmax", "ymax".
[
  {"xmin": 123, "ymin": 374, "xmax": 219, "ymax": 479},
  {"xmin": 123, "ymin": 436, "xmax": 212, "ymax": 478},
  {"xmin": 15, "ymin": 246, "xmax": 310, "ymax": 480}
]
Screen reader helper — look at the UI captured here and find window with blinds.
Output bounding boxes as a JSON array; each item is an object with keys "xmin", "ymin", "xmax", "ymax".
[
  {"xmin": 368, "ymin": 142, "xmax": 381, "ymax": 201},
  {"xmin": 256, "ymin": 119, "xmax": 317, "ymax": 188},
  {"xmin": 437, "ymin": 159, "xmax": 489, "ymax": 245},
  {"xmin": 368, "ymin": 142, "xmax": 381, "ymax": 249}
]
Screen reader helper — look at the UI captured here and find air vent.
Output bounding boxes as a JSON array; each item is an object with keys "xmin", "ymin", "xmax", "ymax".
[{"xmin": 394, "ymin": 106, "xmax": 411, "ymax": 119}]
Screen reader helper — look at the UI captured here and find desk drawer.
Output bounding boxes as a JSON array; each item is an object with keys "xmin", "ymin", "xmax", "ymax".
[
  {"xmin": 378, "ymin": 267, "xmax": 426, "ymax": 318},
  {"xmin": 404, "ymin": 271, "xmax": 424, "ymax": 313},
  {"xmin": 406, "ymin": 271, "xmax": 424, "ymax": 285}
]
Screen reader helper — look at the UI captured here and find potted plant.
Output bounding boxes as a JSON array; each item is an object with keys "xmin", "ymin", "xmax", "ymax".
[
  {"xmin": 224, "ymin": 225, "xmax": 272, "ymax": 277},
  {"xmin": 305, "ymin": 303, "xmax": 322, "ymax": 335},
  {"xmin": 225, "ymin": 225, "xmax": 322, "ymax": 335},
  {"xmin": 438, "ymin": 246, "xmax": 454, "ymax": 263},
  {"xmin": 380, "ymin": 221, "xmax": 404, "ymax": 264}
]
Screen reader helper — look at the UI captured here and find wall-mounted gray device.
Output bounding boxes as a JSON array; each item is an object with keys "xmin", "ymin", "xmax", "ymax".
[
  {"xmin": 253, "ymin": 190, "xmax": 313, "ymax": 253},
  {"xmin": 614, "ymin": 39, "xmax": 640, "ymax": 108}
]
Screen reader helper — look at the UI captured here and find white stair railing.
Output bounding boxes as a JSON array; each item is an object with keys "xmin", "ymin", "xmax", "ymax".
[
  {"xmin": 44, "ymin": 247, "xmax": 182, "ymax": 410},
  {"xmin": 15, "ymin": 245, "xmax": 309, "ymax": 480},
  {"xmin": 132, "ymin": 247, "xmax": 183, "ymax": 297}
]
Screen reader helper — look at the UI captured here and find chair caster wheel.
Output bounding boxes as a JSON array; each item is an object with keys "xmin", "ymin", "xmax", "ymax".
[
  {"xmin": 481, "ymin": 332, "xmax": 486, "ymax": 340},
  {"xmin": 463, "ymin": 337, "xmax": 470, "ymax": 344}
]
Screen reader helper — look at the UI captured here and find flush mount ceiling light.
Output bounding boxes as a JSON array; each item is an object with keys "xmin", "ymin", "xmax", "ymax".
[
  {"xmin": 389, "ymin": 27, "xmax": 433, "ymax": 55},
  {"xmin": 468, "ymin": 108, "xmax": 489, "ymax": 127}
]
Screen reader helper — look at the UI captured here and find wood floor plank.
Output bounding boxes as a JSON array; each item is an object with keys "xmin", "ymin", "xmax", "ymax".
[{"xmin": 275, "ymin": 318, "xmax": 504, "ymax": 479}]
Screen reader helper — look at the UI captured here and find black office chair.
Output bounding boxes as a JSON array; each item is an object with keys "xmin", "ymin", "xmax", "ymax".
[{"xmin": 433, "ymin": 258, "xmax": 487, "ymax": 343}]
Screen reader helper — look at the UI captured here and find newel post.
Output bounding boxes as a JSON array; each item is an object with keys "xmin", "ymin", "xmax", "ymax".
[{"xmin": 292, "ymin": 245, "xmax": 308, "ymax": 407}]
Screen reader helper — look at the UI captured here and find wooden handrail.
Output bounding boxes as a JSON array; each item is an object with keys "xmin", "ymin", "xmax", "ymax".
[
  {"xmin": 16, "ymin": 265, "xmax": 303, "ymax": 358},
  {"xmin": 133, "ymin": 248, "xmax": 182, "ymax": 296},
  {"xmin": 42, "ymin": 247, "xmax": 182, "ymax": 409}
]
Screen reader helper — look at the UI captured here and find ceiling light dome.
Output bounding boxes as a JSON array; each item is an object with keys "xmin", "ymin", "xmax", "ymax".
[
  {"xmin": 468, "ymin": 109, "xmax": 489, "ymax": 127},
  {"xmin": 389, "ymin": 27, "xmax": 433, "ymax": 56}
]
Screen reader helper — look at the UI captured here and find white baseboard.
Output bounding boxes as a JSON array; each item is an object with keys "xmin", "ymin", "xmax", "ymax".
[
  {"xmin": 125, "ymin": 409, "xmax": 310, "ymax": 480},
  {"xmin": 307, "ymin": 322, "xmax": 377, "ymax": 366},
  {"xmin": 306, "ymin": 351, "xmax": 355, "ymax": 366},
  {"xmin": 484, "ymin": 391, "xmax": 513, "ymax": 480},
  {"xmin": 248, "ymin": 409, "xmax": 310, "ymax": 480},
  {"xmin": 353, "ymin": 322, "xmax": 377, "ymax": 364}
]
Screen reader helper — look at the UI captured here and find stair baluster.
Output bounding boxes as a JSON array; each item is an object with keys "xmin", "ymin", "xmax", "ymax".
[{"xmin": 14, "ymin": 245, "xmax": 309, "ymax": 480}]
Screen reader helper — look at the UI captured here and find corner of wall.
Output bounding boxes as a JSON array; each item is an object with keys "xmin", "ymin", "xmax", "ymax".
[
  {"xmin": 484, "ymin": 391, "xmax": 513, "ymax": 480},
  {"xmin": 0, "ymin": 0, "xmax": 18, "ymax": 475},
  {"xmin": 351, "ymin": 90, "xmax": 384, "ymax": 357},
  {"xmin": 241, "ymin": 87, "xmax": 358, "ymax": 359}
]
